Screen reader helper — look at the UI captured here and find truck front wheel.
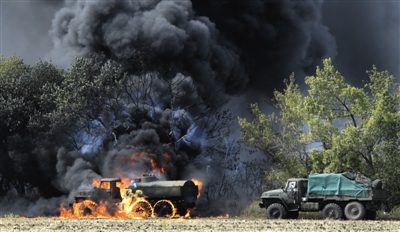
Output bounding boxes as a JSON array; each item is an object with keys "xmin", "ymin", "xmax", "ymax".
[
  {"xmin": 266, "ymin": 203, "xmax": 287, "ymax": 219},
  {"xmin": 344, "ymin": 201, "xmax": 366, "ymax": 220},
  {"xmin": 322, "ymin": 203, "xmax": 343, "ymax": 220}
]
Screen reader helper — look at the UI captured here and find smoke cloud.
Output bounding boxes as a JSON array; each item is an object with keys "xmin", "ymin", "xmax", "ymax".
[
  {"xmin": 47, "ymin": 0, "xmax": 338, "ymax": 98},
  {"xmin": 321, "ymin": 1, "xmax": 400, "ymax": 86}
]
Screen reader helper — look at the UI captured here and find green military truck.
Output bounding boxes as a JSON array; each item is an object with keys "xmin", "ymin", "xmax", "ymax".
[{"xmin": 259, "ymin": 172, "xmax": 386, "ymax": 220}]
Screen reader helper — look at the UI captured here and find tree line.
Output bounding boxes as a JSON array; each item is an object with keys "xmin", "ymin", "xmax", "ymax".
[
  {"xmin": 0, "ymin": 54, "xmax": 238, "ymax": 209},
  {"xmin": 1, "ymin": 54, "xmax": 399, "ymax": 213}
]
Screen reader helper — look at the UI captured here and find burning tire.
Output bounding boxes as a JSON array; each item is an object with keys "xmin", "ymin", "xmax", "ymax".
[
  {"xmin": 73, "ymin": 200, "xmax": 98, "ymax": 217},
  {"xmin": 344, "ymin": 201, "xmax": 366, "ymax": 220},
  {"xmin": 322, "ymin": 203, "xmax": 343, "ymax": 220},
  {"xmin": 129, "ymin": 199, "xmax": 153, "ymax": 218},
  {"xmin": 153, "ymin": 200, "xmax": 176, "ymax": 218}
]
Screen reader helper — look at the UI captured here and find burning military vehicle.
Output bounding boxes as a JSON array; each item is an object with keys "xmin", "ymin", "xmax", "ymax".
[{"xmin": 61, "ymin": 174, "xmax": 199, "ymax": 218}]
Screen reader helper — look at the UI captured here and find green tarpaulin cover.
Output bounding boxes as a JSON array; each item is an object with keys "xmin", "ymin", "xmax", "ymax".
[{"xmin": 307, "ymin": 173, "xmax": 369, "ymax": 198}]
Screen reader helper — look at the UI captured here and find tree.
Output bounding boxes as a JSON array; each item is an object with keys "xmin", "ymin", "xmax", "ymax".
[
  {"xmin": 0, "ymin": 55, "xmax": 64, "ymax": 196},
  {"xmin": 238, "ymin": 74, "xmax": 313, "ymax": 187},
  {"xmin": 239, "ymin": 58, "xmax": 400, "ymax": 210},
  {"xmin": 45, "ymin": 53, "xmax": 127, "ymax": 150}
]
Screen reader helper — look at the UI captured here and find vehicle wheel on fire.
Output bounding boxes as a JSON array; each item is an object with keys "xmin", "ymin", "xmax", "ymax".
[
  {"xmin": 266, "ymin": 203, "xmax": 287, "ymax": 219},
  {"xmin": 73, "ymin": 200, "xmax": 98, "ymax": 217},
  {"xmin": 322, "ymin": 203, "xmax": 343, "ymax": 220},
  {"xmin": 129, "ymin": 199, "xmax": 153, "ymax": 218},
  {"xmin": 153, "ymin": 200, "xmax": 176, "ymax": 218},
  {"xmin": 344, "ymin": 201, "xmax": 366, "ymax": 220}
]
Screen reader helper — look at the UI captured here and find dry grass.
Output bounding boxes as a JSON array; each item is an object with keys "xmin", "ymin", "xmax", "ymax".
[{"xmin": 1, "ymin": 217, "xmax": 400, "ymax": 232}]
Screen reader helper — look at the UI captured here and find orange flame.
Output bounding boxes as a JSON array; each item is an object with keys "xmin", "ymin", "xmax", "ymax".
[
  {"xmin": 60, "ymin": 197, "xmax": 154, "ymax": 219},
  {"xmin": 117, "ymin": 176, "xmax": 131, "ymax": 189},
  {"xmin": 191, "ymin": 178, "xmax": 203, "ymax": 198},
  {"xmin": 217, "ymin": 214, "xmax": 230, "ymax": 218}
]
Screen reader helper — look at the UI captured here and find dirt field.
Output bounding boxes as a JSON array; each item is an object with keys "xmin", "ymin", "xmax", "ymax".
[{"xmin": 1, "ymin": 217, "xmax": 400, "ymax": 232}]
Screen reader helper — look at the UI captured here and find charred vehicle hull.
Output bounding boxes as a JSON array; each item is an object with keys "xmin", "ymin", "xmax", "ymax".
[
  {"xmin": 128, "ymin": 179, "xmax": 198, "ymax": 211},
  {"xmin": 73, "ymin": 175, "xmax": 199, "ymax": 217}
]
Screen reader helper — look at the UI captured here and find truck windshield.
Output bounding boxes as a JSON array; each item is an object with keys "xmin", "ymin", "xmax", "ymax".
[{"xmin": 284, "ymin": 181, "xmax": 297, "ymax": 191}]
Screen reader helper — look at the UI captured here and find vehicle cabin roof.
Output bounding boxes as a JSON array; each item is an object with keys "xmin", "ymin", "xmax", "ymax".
[
  {"xmin": 287, "ymin": 178, "xmax": 308, "ymax": 182},
  {"xmin": 100, "ymin": 178, "xmax": 121, "ymax": 182}
]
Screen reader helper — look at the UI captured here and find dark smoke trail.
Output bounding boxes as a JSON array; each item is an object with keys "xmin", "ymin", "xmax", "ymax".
[
  {"xmin": 191, "ymin": 0, "xmax": 337, "ymax": 98},
  {"xmin": 49, "ymin": 0, "xmax": 248, "ymax": 96},
  {"xmin": 49, "ymin": 0, "xmax": 336, "ymax": 97},
  {"xmin": 322, "ymin": 1, "xmax": 400, "ymax": 85}
]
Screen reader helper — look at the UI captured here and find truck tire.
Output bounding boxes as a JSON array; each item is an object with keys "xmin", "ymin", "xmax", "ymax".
[
  {"xmin": 322, "ymin": 203, "xmax": 343, "ymax": 220},
  {"xmin": 266, "ymin": 203, "xmax": 287, "ymax": 219},
  {"xmin": 344, "ymin": 201, "xmax": 366, "ymax": 220},
  {"xmin": 364, "ymin": 210, "xmax": 376, "ymax": 220}
]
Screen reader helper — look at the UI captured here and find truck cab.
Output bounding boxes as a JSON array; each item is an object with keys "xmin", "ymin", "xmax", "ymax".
[
  {"xmin": 259, "ymin": 178, "xmax": 308, "ymax": 218},
  {"xmin": 74, "ymin": 178, "xmax": 122, "ymax": 201}
]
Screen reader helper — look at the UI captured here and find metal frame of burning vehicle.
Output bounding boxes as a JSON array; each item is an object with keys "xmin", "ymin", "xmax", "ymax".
[{"xmin": 64, "ymin": 174, "xmax": 199, "ymax": 218}]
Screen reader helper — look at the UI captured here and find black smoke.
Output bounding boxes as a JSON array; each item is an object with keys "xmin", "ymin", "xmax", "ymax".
[
  {"xmin": 191, "ymin": 0, "xmax": 336, "ymax": 97},
  {"xmin": 321, "ymin": 1, "xmax": 399, "ymax": 86},
  {"xmin": 48, "ymin": 0, "xmax": 337, "ymax": 99}
]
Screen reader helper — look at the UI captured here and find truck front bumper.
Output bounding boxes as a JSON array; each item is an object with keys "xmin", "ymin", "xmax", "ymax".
[{"xmin": 259, "ymin": 202, "xmax": 265, "ymax": 208}]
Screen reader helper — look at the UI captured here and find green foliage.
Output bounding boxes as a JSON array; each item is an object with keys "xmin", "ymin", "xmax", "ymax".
[
  {"xmin": 160, "ymin": 220, "xmax": 167, "ymax": 231},
  {"xmin": 238, "ymin": 74, "xmax": 313, "ymax": 182},
  {"xmin": 3, "ymin": 213, "xmax": 20, "ymax": 218},
  {"xmin": 48, "ymin": 54, "xmax": 126, "ymax": 129},
  {"xmin": 239, "ymin": 58, "xmax": 400, "ymax": 210},
  {"xmin": 0, "ymin": 55, "xmax": 64, "ymax": 134},
  {"xmin": 0, "ymin": 55, "xmax": 65, "ymax": 195},
  {"xmin": 238, "ymin": 201, "xmax": 265, "ymax": 218},
  {"xmin": 377, "ymin": 207, "xmax": 400, "ymax": 220}
]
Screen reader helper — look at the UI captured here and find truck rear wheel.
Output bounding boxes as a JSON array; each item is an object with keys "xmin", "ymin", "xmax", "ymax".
[
  {"xmin": 153, "ymin": 200, "xmax": 176, "ymax": 218},
  {"xmin": 266, "ymin": 203, "xmax": 287, "ymax": 219},
  {"xmin": 344, "ymin": 202, "xmax": 366, "ymax": 220},
  {"xmin": 129, "ymin": 200, "xmax": 153, "ymax": 218},
  {"xmin": 322, "ymin": 203, "xmax": 343, "ymax": 220}
]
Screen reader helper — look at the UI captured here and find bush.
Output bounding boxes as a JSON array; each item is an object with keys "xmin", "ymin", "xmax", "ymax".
[
  {"xmin": 377, "ymin": 207, "xmax": 400, "ymax": 220},
  {"xmin": 3, "ymin": 213, "xmax": 20, "ymax": 218},
  {"xmin": 238, "ymin": 201, "xmax": 265, "ymax": 218}
]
